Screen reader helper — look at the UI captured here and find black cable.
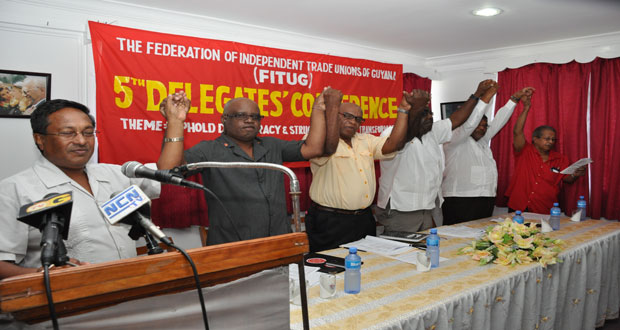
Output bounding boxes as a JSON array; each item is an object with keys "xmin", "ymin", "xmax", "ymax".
[
  {"xmin": 43, "ymin": 265, "xmax": 60, "ymax": 330},
  {"xmin": 163, "ymin": 241, "xmax": 209, "ymax": 330}
]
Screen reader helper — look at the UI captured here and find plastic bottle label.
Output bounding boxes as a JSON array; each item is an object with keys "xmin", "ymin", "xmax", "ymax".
[
  {"xmin": 551, "ymin": 209, "xmax": 561, "ymax": 216},
  {"xmin": 577, "ymin": 201, "xmax": 586, "ymax": 208},
  {"xmin": 346, "ymin": 260, "xmax": 361, "ymax": 269},
  {"xmin": 427, "ymin": 238, "xmax": 439, "ymax": 246}
]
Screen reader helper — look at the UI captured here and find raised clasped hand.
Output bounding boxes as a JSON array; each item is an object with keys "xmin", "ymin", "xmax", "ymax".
[
  {"xmin": 402, "ymin": 89, "xmax": 430, "ymax": 112},
  {"xmin": 160, "ymin": 91, "xmax": 191, "ymax": 122}
]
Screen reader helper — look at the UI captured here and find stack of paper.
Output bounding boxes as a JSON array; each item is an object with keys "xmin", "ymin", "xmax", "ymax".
[{"xmin": 436, "ymin": 226, "xmax": 485, "ymax": 238}]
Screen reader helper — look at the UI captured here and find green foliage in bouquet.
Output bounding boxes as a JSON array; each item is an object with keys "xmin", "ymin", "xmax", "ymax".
[{"xmin": 458, "ymin": 218, "xmax": 564, "ymax": 267}]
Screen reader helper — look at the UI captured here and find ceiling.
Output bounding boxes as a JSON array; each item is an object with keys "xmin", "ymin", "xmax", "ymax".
[{"xmin": 108, "ymin": 0, "xmax": 620, "ymax": 59}]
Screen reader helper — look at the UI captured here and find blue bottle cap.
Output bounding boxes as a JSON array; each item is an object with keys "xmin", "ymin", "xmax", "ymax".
[
  {"xmin": 430, "ymin": 228, "xmax": 437, "ymax": 234},
  {"xmin": 553, "ymin": 202, "xmax": 559, "ymax": 207},
  {"xmin": 579, "ymin": 196, "xmax": 584, "ymax": 199},
  {"xmin": 516, "ymin": 210, "xmax": 522, "ymax": 215},
  {"xmin": 349, "ymin": 247, "xmax": 357, "ymax": 254}
]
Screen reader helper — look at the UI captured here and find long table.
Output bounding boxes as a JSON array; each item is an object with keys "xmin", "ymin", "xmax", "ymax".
[{"xmin": 290, "ymin": 216, "xmax": 620, "ymax": 330}]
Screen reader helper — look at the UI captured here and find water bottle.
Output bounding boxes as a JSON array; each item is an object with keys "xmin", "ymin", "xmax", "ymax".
[
  {"xmin": 426, "ymin": 228, "xmax": 440, "ymax": 268},
  {"xmin": 549, "ymin": 203, "xmax": 561, "ymax": 230},
  {"xmin": 344, "ymin": 247, "xmax": 361, "ymax": 294},
  {"xmin": 512, "ymin": 210, "xmax": 524, "ymax": 224},
  {"xmin": 577, "ymin": 196, "xmax": 587, "ymax": 221}
]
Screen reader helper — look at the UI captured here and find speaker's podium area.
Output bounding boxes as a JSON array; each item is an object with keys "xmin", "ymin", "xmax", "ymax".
[{"xmin": 0, "ymin": 233, "xmax": 310, "ymax": 330}]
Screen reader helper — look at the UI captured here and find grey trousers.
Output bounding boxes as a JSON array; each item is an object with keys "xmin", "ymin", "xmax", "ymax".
[{"xmin": 374, "ymin": 200, "xmax": 435, "ymax": 232}]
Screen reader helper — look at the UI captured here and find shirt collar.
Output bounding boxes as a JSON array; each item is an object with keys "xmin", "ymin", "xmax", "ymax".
[
  {"xmin": 32, "ymin": 156, "xmax": 110, "ymax": 190},
  {"xmin": 218, "ymin": 134, "xmax": 268, "ymax": 161}
]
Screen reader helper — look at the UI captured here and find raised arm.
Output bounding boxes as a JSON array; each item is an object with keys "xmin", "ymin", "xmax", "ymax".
[
  {"xmin": 512, "ymin": 92, "xmax": 533, "ymax": 153},
  {"xmin": 157, "ymin": 91, "xmax": 191, "ymax": 170},
  {"xmin": 449, "ymin": 79, "xmax": 495, "ymax": 129},
  {"xmin": 382, "ymin": 89, "xmax": 429, "ymax": 154},
  {"xmin": 320, "ymin": 87, "xmax": 342, "ymax": 157},
  {"xmin": 486, "ymin": 87, "xmax": 535, "ymax": 141},
  {"xmin": 300, "ymin": 88, "xmax": 340, "ymax": 159}
]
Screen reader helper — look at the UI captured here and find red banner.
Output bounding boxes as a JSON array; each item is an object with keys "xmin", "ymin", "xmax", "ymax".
[{"xmin": 89, "ymin": 22, "xmax": 403, "ymax": 164}]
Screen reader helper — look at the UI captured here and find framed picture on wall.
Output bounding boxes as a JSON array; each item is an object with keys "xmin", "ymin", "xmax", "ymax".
[
  {"xmin": 440, "ymin": 101, "xmax": 465, "ymax": 120},
  {"xmin": 0, "ymin": 69, "xmax": 51, "ymax": 118}
]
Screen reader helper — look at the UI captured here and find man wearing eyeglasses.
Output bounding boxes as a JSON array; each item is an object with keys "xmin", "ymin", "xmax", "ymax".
[
  {"xmin": 158, "ymin": 89, "xmax": 337, "ymax": 245},
  {"xmin": 441, "ymin": 87, "xmax": 535, "ymax": 225},
  {"xmin": 0, "ymin": 99, "xmax": 160, "ymax": 280},
  {"xmin": 376, "ymin": 80, "xmax": 497, "ymax": 233},
  {"xmin": 505, "ymin": 92, "xmax": 587, "ymax": 214},
  {"xmin": 304, "ymin": 90, "xmax": 429, "ymax": 252}
]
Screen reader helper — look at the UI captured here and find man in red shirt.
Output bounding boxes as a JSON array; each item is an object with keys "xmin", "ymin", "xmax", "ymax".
[{"xmin": 505, "ymin": 92, "xmax": 586, "ymax": 214}]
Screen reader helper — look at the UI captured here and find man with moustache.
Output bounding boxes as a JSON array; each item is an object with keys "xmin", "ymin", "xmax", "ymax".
[
  {"xmin": 376, "ymin": 80, "xmax": 496, "ymax": 233},
  {"xmin": 505, "ymin": 94, "xmax": 587, "ymax": 214},
  {"xmin": 305, "ymin": 90, "xmax": 429, "ymax": 252},
  {"xmin": 0, "ymin": 99, "xmax": 160, "ymax": 280},
  {"xmin": 441, "ymin": 87, "xmax": 535, "ymax": 225},
  {"xmin": 157, "ymin": 89, "xmax": 337, "ymax": 245}
]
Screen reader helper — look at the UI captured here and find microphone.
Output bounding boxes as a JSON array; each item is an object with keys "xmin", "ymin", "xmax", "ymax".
[
  {"xmin": 99, "ymin": 185, "xmax": 171, "ymax": 245},
  {"xmin": 17, "ymin": 192, "xmax": 73, "ymax": 267},
  {"xmin": 121, "ymin": 161, "xmax": 203, "ymax": 190}
]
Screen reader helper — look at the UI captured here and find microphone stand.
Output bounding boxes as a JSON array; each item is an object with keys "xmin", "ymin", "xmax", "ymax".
[{"xmin": 176, "ymin": 162, "xmax": 303, "ymax": 232}]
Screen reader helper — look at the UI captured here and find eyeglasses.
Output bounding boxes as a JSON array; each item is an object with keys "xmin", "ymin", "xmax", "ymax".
[
  {"xmin": 339, "ymin": 112, "xmax": 364, "ymax": 123},
  {"xmin": 224, "ymin": 113, "xmax": 264, "ymax": 121},
  {"xmin": 42, "ymin": 130, "xmax": 98, "ymax": 139},
  {"xmin": 477, "ymin": 123, "xmax": 490, "ymax": 129}
]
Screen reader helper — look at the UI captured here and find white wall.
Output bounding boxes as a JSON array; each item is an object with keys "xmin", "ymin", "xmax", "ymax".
[
  {"xmin": 1, "ymin": 0, "xmax": 619, "ymax": 180},
  {"xmin": 0, "ymin": 21, "xmax": 87, "ymax": 179}
]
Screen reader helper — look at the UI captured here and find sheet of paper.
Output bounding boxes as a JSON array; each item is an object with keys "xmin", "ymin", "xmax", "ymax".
[
  {"xmin": 570, "ymin": 210, "xmax": 582, "ymax": 222},
  {"xmin": 341, "ymin": 235, "xmax": 413, "ymax": 256},
  {"xmin": 390, "ymin": 250, "xmax": 449, "ymax": 265},
  {"xmin": 560, "ymin": 157, "xmax": 592, "ymax": 174},
  {"xmin": 521, "ymin": 212, "xmax": 549, "ymax": 223},
  {"xmin": 436, "ymin": 226, "xmax": 485, "ymax": 238}
]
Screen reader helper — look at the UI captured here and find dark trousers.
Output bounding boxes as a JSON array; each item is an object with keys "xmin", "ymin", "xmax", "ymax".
[
  {"xmin": 508, "ymin": 207, "xmax": 530, "ymax": 213},
  {"xmin": 305, "ymin": 204, "xmax": 375, "ymax": 253},
  {"xmin": 442, "ymin": 196, "xmax": 496, "ymax": 226}
]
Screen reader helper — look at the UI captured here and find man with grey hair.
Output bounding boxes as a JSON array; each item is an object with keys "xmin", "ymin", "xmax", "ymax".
[{"xmin": 505, "ymin": 92, "xmax": 587, "ymax": 213}]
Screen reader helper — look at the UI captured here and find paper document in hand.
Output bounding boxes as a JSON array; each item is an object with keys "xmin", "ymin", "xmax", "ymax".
[
  {"xmin": 560, "ymin": 158, "xmax": 592, "ymax": 174},
  {"xmin": 341, "ymin": 236, "xmax": 413, "ymax": 256}
]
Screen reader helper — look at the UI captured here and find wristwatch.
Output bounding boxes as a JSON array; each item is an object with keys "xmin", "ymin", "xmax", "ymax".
[
  {"xmin": 397, "ymin": 108, "xmax": 409, "ymax": 114},
  {"xmin": 469, "ymin": 94, "xmax": 480, "ymax": 101}
]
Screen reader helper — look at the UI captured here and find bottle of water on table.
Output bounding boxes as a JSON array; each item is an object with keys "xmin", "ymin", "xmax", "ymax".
[
  {"xmin": 577, "ymin": 196, "xmax": 587, "ymax": 221},
  {"xmin": 344, "ymin": 247, "xmax": 361, "ymax": 294},
  {"xmin": 550, "ymin": 203, "xmax": 561, "ymax": 230},
  {"xmin": 513, "ymin": 210, "xmax": 524, "ymax": 224},
  {"xmin": 426, "ymin": 228, "xmax": 440, "ymax": 268}
]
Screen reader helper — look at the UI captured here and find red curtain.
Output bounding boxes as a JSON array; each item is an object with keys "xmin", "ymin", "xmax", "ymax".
[
  {"xmin": 491, "ymin": 61, "xmax": 590, "ymax": 215},
  {"xmin": 589, "ymin": 57, "xmax": 620, "ymax": 220}
]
